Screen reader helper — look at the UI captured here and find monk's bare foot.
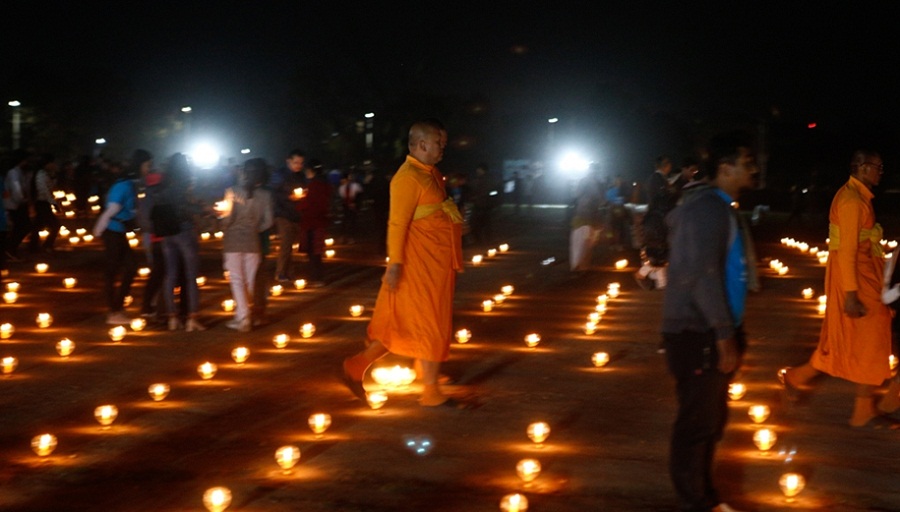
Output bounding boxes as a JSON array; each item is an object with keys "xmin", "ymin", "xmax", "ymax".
[{"xmin": 418, "ymin": 389, "xmax": 448, "ymax": 407}]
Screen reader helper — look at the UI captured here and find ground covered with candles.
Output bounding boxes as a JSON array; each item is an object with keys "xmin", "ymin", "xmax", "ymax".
[{"xmin": 1, "ymin": 207, "xmax": 899, "ymax": 511}]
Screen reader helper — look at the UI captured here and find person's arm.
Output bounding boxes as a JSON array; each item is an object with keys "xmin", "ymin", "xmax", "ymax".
[
  {"xmin": 384, "ymin": 174, "xmax": 419, "ymax": 290},
  {"xmin": 836, "ymin": 196, "xmax": 866, "ymax": 317},
  {"xmin": 92, "ymin": 202, "xmax": 122, "ymax": 236}
]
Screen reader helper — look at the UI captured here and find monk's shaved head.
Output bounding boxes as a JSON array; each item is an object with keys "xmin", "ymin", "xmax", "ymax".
[{"xmin": 408, "ymin": 119, "xmax": 446, "ymax": 150}]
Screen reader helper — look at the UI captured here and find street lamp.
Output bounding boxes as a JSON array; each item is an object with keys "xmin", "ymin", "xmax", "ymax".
[
  {"xmin": 364, "ymin": 112, "xmax": 375, "ymax": 154},
  {"xmin": 547, "ymin": 117, "xmax": 558, "ymax": 150},
  {"xmin": 181, "ymin": 106, "xmax": 192, "ymax": 146},
  {"xmin": 94, "ymin": 137, "xmax": 106, "ymax": 157},
  {"xmin": 8, "ymin": 100, "xmax": 21, "ymax": 150}
]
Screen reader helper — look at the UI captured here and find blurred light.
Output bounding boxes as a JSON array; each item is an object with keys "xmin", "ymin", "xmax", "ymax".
[
  {"xmin": 364, "ymin": 112, "xmax": 375, "ymax": 118},
  {"xmin": 190, "ymin": 142, "xmax": 220, "ymax": 169},
  {"xmin": 95, "ymin": 138, "xmax": 107, "ymax": 145},
  {"xmin": 807, "ymin": 122, "xmax": 817, "ymax": 129},
  {"xmin": 558, "ymin": 151, "xmax": 590, "ymax": 178},
  {"xmin": 8, "ymin": 100, "xmax": 21, "ymax": 107},
  {"xmin": 548, "ymin": 117, "xmax": 558, "ymax": 123},
  {"xmin": 181, "ymin": 106, "xmax": 192, "ymax": 113},
  {"xmin": 240, "ymin": 148, "xmax": 250, "ymax": 154}
]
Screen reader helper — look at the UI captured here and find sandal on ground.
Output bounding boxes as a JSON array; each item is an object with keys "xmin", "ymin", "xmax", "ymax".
[{"xmin": 852, "ymin": 414, "xmax": 900, "ymax": 431}]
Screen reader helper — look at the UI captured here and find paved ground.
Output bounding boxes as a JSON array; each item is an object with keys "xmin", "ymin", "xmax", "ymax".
[{"xmin": 1, "ymin": 205, "xmax": 899, "ymax": 512}]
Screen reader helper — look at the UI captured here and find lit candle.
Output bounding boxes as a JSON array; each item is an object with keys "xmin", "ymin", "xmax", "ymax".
[
  {"xmin": 801, "ymin": 288, "xmax": 814, "ymax": 299},
  {"xmin": 501, "ymin": 285, "xmax": 514, "ymax": 296},
  {"xmin": 148, "ymin": 383, "xmax": 170, "ymax": 401},
  {"xmin": 492, "ymin": 293, "xmax": 506, "ymax": 305},
  {"xmin": 35, "ymin": 263, "xmax": 49, "ymax": 274},
  {"xmin": 271, "ymin": 284, "xmax": 284, "ymax": 297},
  {"xmin": 222, "ymin": 299, "xmax": 235, "ymax": 312},
  {"xmin": 2, "ymin": 291, "xmax": 17, "ymax": 304},
  {"xmin": 615, "ymin": 258, "xmax": 628, "ymax": 270},
  {"xmin": 82, "ymin": 234, "xmax": 94, "ymax": 243},
  {"xmin": 524, "ymin": 333, "xmax": 541, "ymax": 348},
  {"xmin": 1, "ymin": 356, "xmax": 18, "ymax": 374},
  {"xmin": 890, "ymin": 354, "xmax": 898, "ymax": 371},
  {"xmin": 63, "ymin": 277, "xmax": 77, "ymax": 289},
  {"xmin": 69, "ymin": 236, "xmax": 81, "ymax": 244},
  {"xmin": 727, "ymin": 382, "xmax": 747, "ymax": 400},
  {"xmin": 607, "ymin": 283, "xmax": 620, "ymax": 299},
  {"xmin": 138, "ymin": 267, "xmax": 151, "ymax": 278},
  {"xmin": 325, "ymin": 249, "xmax": 335, "ymax": 258},
  {"xmin": 56, "ymin": 338, "xmax": 75, "ymax": 357},
  {"xmin": 300, "ymin": 323, "xmax": 316, "ymax": 338},
  {"xmin": 584, "ymin": 322, "xmax": 597, "ymax": 335},
  {"xmin": 36, "ymin": 313, "xmax": 53, "ymax": 328},
  {"xmin": 778, "ymin": 265, "xmax": 789, "ymax": 276},
  {"xmin": 308, "ymin": 413, "xmax": 332, "ymax": 437},
  {"xmin": 595, "ymin": 303, "xmax": 607, "ymax": 313},
  {"xmin": 294, "ymin": 279, "xmax": 307, "ymax": 290},
  {"xmin": 214, "ymin": 231, "xmax": 224, "ymax": 239},
  {"xmin": 126, "ymin": 231, "xmax": 136, "ymax": 240},
  {"xmin": 198, "ymin": 362, "xmax": 218, "ymax": 379},
  {"xmin": 195, "ymin": 276, "xmax": 207, "ymax": 287},
  {"xmin": 231, "ymin": 347, "xmax": 250, "ymax": 363},
  {"xmin": 130, "ymin": 318, "xmax": 147, "ymax": 331},
  {"xmin": 91, "ymin": 205, "xmax": 101, "ymax": 212},
  {"xmin": 471, "ymin": 254, "xmax": 483, "ymax": 265},
  {"xmin": 588, "ymin": 312, "xmax": 601, "ymax": 323},
  {"xmin": 779, "ymin": 472, "xmax": 806, "ymax": 502},
  {"xmin": 817, "ymin": 303, "xmax": 827, "ymax": 315},
  {"xmin": 6, "ymin": 282, "xmax": 20, "ymax": 292},
  {"xmin": 455, "ymin": 329, "xmax": 472, "ymax": 343},
  {"xmin": 0, "ymin": 323, "xmax": 13, "ymax": 339},
  {"xmin": 202, "ymin": 486, "xmax": 232, "ymax": 512},
  {"xmin": 31, "ymin": 433, "xmax": 58, "ymax": 457},
  {"xmin": 76, "ymin": 228, "xmax": 86, "ymax": 236},
  {"xmin": 273, "ymin": 334, "xmax": 289, "ymax": 349},
  {"xmin": 38, "ymin": 229, "xmax": 50, "ymax": 240},
  {"xmin": 591, "ymin": 351, "xmax": 609, "ymax": 367},
  {"xmin": 487, "ymin": 248, "xmax": 497, "ymax": 258},
  {"xmin": 747, "ymin": 404, "xmax": 770, "ymax": 424},
  {"xmin": 753, "ymin": 428, "xmax": 777, "ymax": 453},
  {"xmin": 109, "ymin": 326, "xmax": 126, "ymax": 342},
  {"xmin": 94, "ymin": 405, "xmax": 118, "ymax": 428},
  {"xmin": 366, "ymin": 390, "xmax": 388, "ymax": 410},
  {"xmin": 128, "ymin": 238, "xmax": 139, "ymax": 248},
  {"xmin": 818, "ymin": 295, "xmax": 827, "ymax": 304},
  {"xmin": 498, "ymin": 243, "xmax": 510, "ymax": 253},
  {"xmin": 482, "ymin": 300, "xmax": 494, "ymax": 312},
  {"xmin": 275, "ymin": 445, "xmax": 301, "ymax": 473},
  {"xmin": 349, "ymin": 305, "xmax": 364, "ymax": 317},
  {"xmin": 200, "ymin": 232, "xmax": 211, "ymax": 241},
  {"xmin": 516, "ymin": 458, "xmax": 542, "ymax": 484},
  {"xmin": 527, "ymin": 421, "xmax": 550, "ymax": 446},
  {"xmin": 324, "ymin": 237, "xmax": 334, "ymax": 246},
  {"xmin": 123, "ymin": 295, "xmax": 133, "ymax": 307},
  {"xmin": 499, "ymin": 493, "xmax": 528, "ymax": 512}
]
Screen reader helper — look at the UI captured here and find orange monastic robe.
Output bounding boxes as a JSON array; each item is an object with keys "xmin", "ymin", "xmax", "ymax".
[
  {"xmin": 810, "ymin": 176, "xmax": 892, "ymax": 385},
  {"xmin": 367, "ymin": 155, "xmax": 463, "ymax": 362}
]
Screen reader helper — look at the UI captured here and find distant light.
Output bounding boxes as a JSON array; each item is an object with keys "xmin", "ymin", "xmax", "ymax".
[
  {"xmin": 364, "ymin": 112, "xmax": 375, "ymax": 119},
  {"xmin": 548, "ymin": 117, "xmax": 559, "ymax": 124},
  {"xmin": 558, "ymin": 151, "xmax": 590, "ymax": 177},
  {"xmin": 190, "ymin": 142, "xmax": 220, "ymax": 169},
  {"xmin": 807, "ymin": 122, "xmax": 817, "ymax": 129},
  {"xmin": 95, "ymin": 138, "xmax": 107, "ymax": 145},
  {"xmin": 8, "ymin": 100, "xmax": 21, "ymax": 107},
  {"xmin": 181, "ymin": 106, "xmax": 192, "ymax": 113},
  {"xmin": 240, "ymin": 148, "xmax": 251, "ymax": 154}
]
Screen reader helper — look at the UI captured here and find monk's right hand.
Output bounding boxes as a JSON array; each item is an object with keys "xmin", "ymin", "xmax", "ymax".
[
  {"xmin": 843, "ymin": 291, "xmax": 867, "ymax": 318},
  {"xmin": 385, "ymin": 264, "xmax": 402, "ymax": 291}
]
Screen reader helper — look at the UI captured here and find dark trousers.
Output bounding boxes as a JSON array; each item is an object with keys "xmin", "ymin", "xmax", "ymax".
[
  {"xmin": 102, "ymin": 230, "xmax": 137, "ymax": 313},
  {"xmin": 664, "ymin": 327, "xmax": 744, "ymax": 512},
  {"xmin": 7, "ymin": 206, "xmax": 32, "ymax": 255},
  {"xmin": 141, "ymin": 241, "xmax": 166, "ymax": 315}
]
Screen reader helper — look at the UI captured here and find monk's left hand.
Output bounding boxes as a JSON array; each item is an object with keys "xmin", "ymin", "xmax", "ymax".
[
  {"xmin": 844, "ymin": 291, "xmax": 867, "ymax": 318},
  {"xmin": 384, "ymin": 263, "xmax": 403, "ymax": 291}
]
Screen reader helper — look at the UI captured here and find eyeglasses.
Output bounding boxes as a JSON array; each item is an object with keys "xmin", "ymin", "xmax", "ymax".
[{"xmin": 862, "ymin": 162, "xmax": 884, "ymax": 172}]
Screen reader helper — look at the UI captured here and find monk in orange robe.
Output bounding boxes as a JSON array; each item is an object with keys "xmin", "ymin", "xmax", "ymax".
[
  {"xmin": 784, "ymin": 150, "xmax": 900, "ymax": 428},
  {"xmin": 343, "ymin": 119, "xmax": 464, "ymax": 407}
]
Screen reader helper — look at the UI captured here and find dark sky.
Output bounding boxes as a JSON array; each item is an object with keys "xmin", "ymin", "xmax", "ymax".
[{"xmin": 5, "ymin": 2, "xmax": 900, "ymax": 180}]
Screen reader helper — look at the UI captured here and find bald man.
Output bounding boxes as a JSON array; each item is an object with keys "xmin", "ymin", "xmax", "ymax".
[{"xmin": 343, "ymin": 119, "xmax": 464, "ymax": 407}]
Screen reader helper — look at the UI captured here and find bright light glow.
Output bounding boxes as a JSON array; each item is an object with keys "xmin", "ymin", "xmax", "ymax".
[
  {"xmin": 190, "ymin": 142, "xmax": 221, "ymax": 169},
  {"xmin": 9, "ymin": 100, "xmax": 21, "ymax": 107},
  {"xmin": 548, "ymin": 117, "xmax": 558, "ymax": 123},
  {"xmin": 95, "ymin": 138, "xmax": 106, "ymax": 145},
  {"xmin": 364, "ymin": 112, "xmax": 375, "ymax": 118},
  {"xmin": 181, "ymin": 106, "xmax": 192, "ymax": 113},
  {"xmin": 558, "ymin": 151, "xmax": 590, "ymax": 178},
  {"xmin": 240, "ymin": 148, "xmax": 250, "ymax": 154}
]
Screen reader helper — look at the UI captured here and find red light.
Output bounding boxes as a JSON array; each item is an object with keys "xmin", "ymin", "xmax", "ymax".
[{"xmin": 807, "ymin": 122, "xmax": 817, "ymax": 129}]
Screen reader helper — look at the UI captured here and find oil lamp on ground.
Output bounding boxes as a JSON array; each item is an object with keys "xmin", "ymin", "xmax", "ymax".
[
  {"xmin": 275, "ymin": 445, "xmax": 301, "ymax": 473},
  {"xmin": 5, "ymin": 282, "xmax": 20, "ymax": 292},
  {"xmin": 747, "ymin": 404, "xmax": 770, "ymax": 424},
  {"xmin": 584, "ymin": 322, "xmax": 597, "ymax": 335},
  {"xmin": 779, "ymin": 472, "xmax": 806, "ymax": 502},
  {"xmin": 198, "ymin": 362, "xmax": 218, "ymax": 379},
  {"xmin": 138, "ymin": 267, "xmax": 151, "ymax": 277},
  {"xmin": 63, "ymin": 277, "xmax": 77, "ymax": 289},
  {"xmin": 148, "ymin": 383, "xmax": 170, "ymax": 401},
  {"xmin": 516, "ymin": 458, "xmax": 542, "ymax": 485},
  {"xmin": 2, "ymin": 356, "xmax": 18, "ymax": 374},
  {"xmin": 801, "ymin": 288, "xmax": 814, "ymax": 299},
  {"xmin": 130, "ymin": 318, "xmax": 147, "ymax": 331},
  {"xmin": 501, "ymin": 285, "xmax": 514, "ymax": 296},
  {"xmin": 455, "ymin": 329, "xmax": 472, "ymax": 343},
  {"xmin": 3, "ymin": 291, "xmax": 17, "ymax": 304},
  {"xmin": 472, "ymin": 254, "xmax": 483, "ymax": 265},
  {"xmin": 325, "ymin": 249, "xmax": 336, "ymax": 258},
  {"xmin": 591, "ymin": 352, "xmax": 610, "ymax": 367},
  {"xmin": 498, "ymin": 243, "xmax": 510, "ymax": 252},
  {"xmin": 607, "ymin": 282, "xmax": 620, "ymax": 298},
  {"xmin": 222, "ymin": 299, "xmax": 235, "ymax": 312},
  {"xmin": 482, "ymin": 300, "xmax": 494, "ymax": 312},
  {"xmin": 366, "ymin": 390, "xmax": 388, "ymax": 410},
  {"xmin": 727, "ymin": 382, "xmax": 747, "ymax": 400},
  {"xmin": 36, "ymin": 313, "xmax": 53, "ymax": 328},
  {"xmin": 273, "ymin": 334, "xmax": 289, "ymax": 349},
  {"xmin": 94, "ymin": 405, "xmax": 119, "ymax": 428},
  {"xmin": 527, "ymin": 422, "xmax": 550, "ymax": 447},
  {"xmin": 203, "ymin": 486, "xmax": 232, "ymax": 512},
  {"xmin": 35, "ymin": 263, "xmax": 49, "ymax": 274},
  {"xmin": 300, "ymin": 323, "xmax": 316, "ymax": 338},
  {"xmin": 524, "ymin": 333, "xmax": 541, "ymax": 348},
  {"xmin": 0, "ymin": 323, "xmax": 14, "ymax": 339},
  {"xmin": 294, "ymin": 279, "xmax": 307, "ymax": 290},
  {"xmin": 231, "ymin": 347, "xmax": 250, "ymax": 363},
  {"xmin": 493, "ymin": 293, "xmax": 506, "ymax": 304},
  {"xmin": 308, "ymin": 413, "xmax": 332, "ymax": 438},
  {"xmin": 56, "ymin": 338, "xmax": 75, "ymax": 357},
  {"xmin": 271, "ymin": 284, "xmax": 284, "ymax": 296},
  {"xmin": 753, "ymin": 428, "xmax": 777, "ymax": 453},
  {"xmin": 31, "ymin": 434, "xmax": 58, "ymax": 457},
  {"xmin": 615, "ymin": 259, "xmax": 628, "ymax": 270},
  {"xmin": 487, "ymin": 248, "xmax": 497, "ymax": 258},
  {"xmin": 349, "ymin": 305, "xmax": 364, "ymax": 317},
  {"xmin": 109, "ymin": 325, "xmax": 126, "ymax": 342},
  {"xmin": 499, "ymin": 493, "xmax": 528, "ymax": 511}
]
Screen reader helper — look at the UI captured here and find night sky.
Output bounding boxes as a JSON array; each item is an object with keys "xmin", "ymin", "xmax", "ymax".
[{"xmin": 4, "ymin": 2, "xmax": 900, "ymax": 185}]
